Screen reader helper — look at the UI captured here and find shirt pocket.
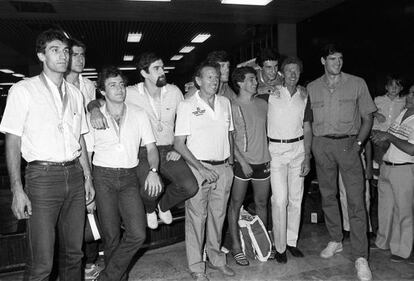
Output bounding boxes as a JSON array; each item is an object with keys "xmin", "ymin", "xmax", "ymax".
[
  {"xmin": 339, "ymin": 98, "xmax": 356, "ymax": 124},
  {"xmin": 311, "ymin": 100, "xmax": 324, "ymax": 125}
]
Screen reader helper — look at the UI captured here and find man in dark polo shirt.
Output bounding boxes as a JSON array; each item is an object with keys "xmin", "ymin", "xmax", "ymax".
[{"xmin": 307, "ymin": 43, "xmax": 376, "ymax": 281}]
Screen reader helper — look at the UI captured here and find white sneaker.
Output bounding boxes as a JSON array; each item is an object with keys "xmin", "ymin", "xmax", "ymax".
[
  {"xmin": 355, "ymin": 257, "xmax": 372, "ymax": 281},
  {"xmin": 320, "ymin": 241, "xmax": 343, "ymax": 258},
  {"xmin": 85, "ymin": 264, "xmax": 103, "ymax": 280},
  {"xmin": 158, "ymin": 204, "xmax": 172, "ymax": 224},
  {"xmin": 146, "ymin": 212, "xmax": 158, "ymax": 229}
]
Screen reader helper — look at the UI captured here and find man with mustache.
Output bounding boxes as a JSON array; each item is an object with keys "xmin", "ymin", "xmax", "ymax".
[{"xmin": 88, "ymin": 52, "xmax": 198, "ymax": 229}]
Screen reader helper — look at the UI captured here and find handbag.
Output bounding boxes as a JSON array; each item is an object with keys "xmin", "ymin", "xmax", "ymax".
[{"xmin": 84, "ymin": 211, "xmax": 102, "ymax": 243}]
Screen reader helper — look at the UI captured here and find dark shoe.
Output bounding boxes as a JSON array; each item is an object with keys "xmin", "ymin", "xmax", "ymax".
[
  {"xmin": 275, "ymin": 251, "xmax": 287, "ymax": 263},
  {"xmin": 232, "ymin": 251, "xmax": 249, "ymax": 266},
  {"xmin": 343, "ymin": 230, "xmax": 350, "ymax": 240},
  {"xmin": 390, "ymin": 254, "xmax": 406, "ymax": 263},
  {"xmin": 407, "ymin": 254, "xmax": 414, "ymax": 265},
  {"xmin": 287, "ymin": 245, "xmax": 304, "ymax": 257},
  {"xmin": 268, "ymin": 247, "xmax": 276, "ymax": 260},
  {"xmin": 190, "ymin": 272, "xmax": 209, "ymax": 281},
  {"xmin": 207, "ymin": 263, "xmax": 235, "ymax": 276}
]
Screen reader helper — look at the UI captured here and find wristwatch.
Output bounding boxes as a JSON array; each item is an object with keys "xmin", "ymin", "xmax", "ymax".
[{"xmin": 149, "ymin": 168, "xmax": 158, "ymax": 173}]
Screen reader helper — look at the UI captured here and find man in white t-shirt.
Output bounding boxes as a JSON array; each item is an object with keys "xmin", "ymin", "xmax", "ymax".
[{"xmin": 174, "ymin": 62, "xmax": 235, "ymax": 281}]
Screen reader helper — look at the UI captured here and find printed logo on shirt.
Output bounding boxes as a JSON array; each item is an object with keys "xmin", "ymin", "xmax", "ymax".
[{"xmin": 192, "ymin": 107, "xmax": 206, "ymax": 116}]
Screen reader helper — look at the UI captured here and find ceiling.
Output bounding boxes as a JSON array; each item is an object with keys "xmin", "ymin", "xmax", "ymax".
[{"xmin": 0, "ymin": 0, "xmax": 345, "ymax": 86}]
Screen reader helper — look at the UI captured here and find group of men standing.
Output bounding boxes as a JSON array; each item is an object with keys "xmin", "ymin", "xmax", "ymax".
[{"xmin": 5, "ymin": 27, "xmax": 410, "ymax": 281}]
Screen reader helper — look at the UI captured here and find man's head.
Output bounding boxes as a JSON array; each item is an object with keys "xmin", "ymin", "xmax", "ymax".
[
  {"xmin": 385, "ymin": 74, "xmax": 403, "ymax": 97},
  {"xmin": 281, "ymin": 56, "xmax": 303, "ymax": 88},
  {"xmin": 194, "ymin": 61, "xmax": 220, "ymax": 96},
  {"xmin": 256, "ymin": 48, "xmax": 280, "ymax": 82},
  {"xmin": 406, "ymin": 84, "xmax": 414, "ymax": 109},
  {"xmin": 68, "ymin": 38, "xmax": 86, "ymax": 74},
  {"xmin": 231, "ymin": 66, "xmax": 257, "ymax": 95},
  {"xmin": 206, "ymin": 50, "xmax": 230, "ymax": 83},
  {"xmin": 320, "ymin": 43, "xmax": 344, "ymax": 76},
  {"xmin": 137, "ymin": 52, "xmax": 166, "ymax": 87},
  {"xmin": 36, "ymin": 29, "xmax": 70, "ymax": 74},
  {"xmin": 97, "ymin": 66, "xmax": 127, "ymax": 104}
]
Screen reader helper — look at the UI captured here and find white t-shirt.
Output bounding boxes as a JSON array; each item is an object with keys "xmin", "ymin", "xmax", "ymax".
[{"xmin": 79, "ymin": 75, "xmax": 96, "ymax": 108}]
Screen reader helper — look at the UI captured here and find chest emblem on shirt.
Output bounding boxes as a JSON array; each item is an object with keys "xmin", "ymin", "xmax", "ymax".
[{"xmin": 192, "ymin": 107, "xmax": 206, "ymax": 116}]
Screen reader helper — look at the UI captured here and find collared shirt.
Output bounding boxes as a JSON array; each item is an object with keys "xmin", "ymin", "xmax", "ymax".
[
  {"xmin": 372, "ymin": 95, "xmax": 406, "ymax": 131},
  {"xmin": 383, "ymin": 109, "xmax": 414, "ymax": 164},
  {"xmin": 268, "ymin": 86, "xmax": 310, "ymax": 139},
  {"xmin": 0, "ymin": 74, "xmax": 88, "ymax": 162},
  {"xmin": 175, "ymin": 91, "xmax": 234, "ymax": 161},
  {"xmin": 85, "ymin": 104, "xmax": 155, "ymax": 168},
  {"xmin": 79, "ymin": 75, "xmax": 96, "ymax": 108},
  {"xmin": 307, "ymin": 72, "xmax": 377, "ymax": 136},
  {"xmin": 184, "ymin": 83, "xmax": 236, "ymax": 101},
  {"xmin": 125, "ymin": 82, "xmax": 183, "ymax": 146},
  {"xmin": 257, "ymin": 69, "xmax": 283, "ymax": 89}
]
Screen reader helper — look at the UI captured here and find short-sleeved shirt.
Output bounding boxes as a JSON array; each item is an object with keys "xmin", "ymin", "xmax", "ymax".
[
  {"xmin": 268, "ymin": 86, "xmax": 311, "ymax": 139},
  {"xmin": 0, "ymin": 74, "xmax": 88, "ymax": 162},
  {"xmin": 383, "ymin": 109, "xmax": 414, "ymax": 164},
  {"xmin": 184, "ymin": 83, "xmax": 237, "ymax": 101},
  {"xmin": 125, "ymin": 82, "xmax": 183, "ymax": 146},
  {"xmin": 372, "ymin": 95, "xmax": 406, "ymax": 131},
  {"xmin": 79, "ymin": 75, "xmax": 96, "ymax": 108},
  {"xmin": 175, "ymin": 91, "xmax": 234, "ymax": 161},
  {"xmin": 306, "ymin": 72, "xmax": 377, "ymax": 136},
  {"xmin": 85, "ymin": 103, "xmax": 155, "ymax": 168}
]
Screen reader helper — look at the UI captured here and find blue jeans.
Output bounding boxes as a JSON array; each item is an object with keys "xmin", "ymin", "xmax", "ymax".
[
  {"xmin": 93, "ymin": 166, "xmax": 146, "ymax": 281},
  {"xmin": 24, "ymin": 161, "xmax": 85, "ymax": 281},
  {"xmin": 138, "ymin": 145, "xmax": 198, "ymax": 213}
]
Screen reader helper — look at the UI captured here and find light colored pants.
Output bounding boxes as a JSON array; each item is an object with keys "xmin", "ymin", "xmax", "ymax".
[
  {"xmin": 269, "ymin": 141, "xmax": 305, "ymax": 253},
  {"xmin": 185, "ymin": 162, "xmax": 233, "ymax": 273},
  {"xmin": 375, "ymin": 164, "xmax": 414, "ymax": 258}
]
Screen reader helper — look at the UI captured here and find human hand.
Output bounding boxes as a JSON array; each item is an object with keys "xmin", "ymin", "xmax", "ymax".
[
  {"xmin": 300, "ymin": 156, "xmax": 311, "ymax": 177},
  {"xmin": 166, "ymin": 150, "xmax": 181, "ymax": 161},
  {"xmin": 240, "ymin": 162, "xmax": 253, "ymax": 178},
  {"xmin": 145, "ymin": 172, "xmax": 163, "ymax": 197},
  {"xmin": 85, "ymin": 179, "xmax": 95, "ymax": 205},
  {"xmin": 86, "ymin": 200, "xmax": 96, "ymax": 213},
  {"xmin": 11, "ymin": 189, "xmax": 31, "ymax": 220},
  {"xmin": 90, "ymin": 108, "xmax": 109, "ymax": 130},
  {"xmin": 198, "ymin": 165, "xmax": 219, "ymax": 185},
  {"xmin": 375, "ymin": 112, "xmax": 386, "ymax": 123}
]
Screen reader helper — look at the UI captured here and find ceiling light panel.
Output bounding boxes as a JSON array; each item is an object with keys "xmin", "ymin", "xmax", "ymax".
[
  {"xmin": 164, "ymin": 66, "xmax": 175, "ymax": 70},
  {"xmin": 12, "ymin": 73, "xmax": 25, "ymax": 78},
  {"xmin": 221, "ymin": 0, "xmax": 273, "ymax": 6},
  {"xmin": 83, "ymin": 68, "xmax": 96, "ymax": 71},
  {"xmin": 119, "ymin": 67, "xmax": 137, "ymax": 71},
  {"xmin": 179, "ymin": 46, "xmax": 195, "ymax": 53},
  {"xmin": 123, "ymin": 55, "xmax": 134, "ymax": 61},
  {"xmin": 170, "ymin": 55, "xmax": 183, "ymax": 61},
  {"xmin": 0, "ymin": 69, "xmax": 14, "ymax": 74},
  {"xmin": 191, "ymin": 34, "xmax": 211, "ymax": 43},
  {"xmin": 127, "ymin": 33, "xmax": 142, "ymax": 43}
]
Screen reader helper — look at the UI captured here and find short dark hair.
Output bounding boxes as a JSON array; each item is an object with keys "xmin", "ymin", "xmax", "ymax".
[
  {"xmin": 320, "ymin": 43, "xmax": 344, "ymax": 59},
  {"xmin": 137, "ymin": 52, "xmax": 162, "ymax": 74},
  {"xmin": 97, "ymin": 66, "xmax": 127, "ymax": 92},
  {"xmin": 36, "ymin": 29, "xmax": 69, "ymax": 54},
  {"xmin": 256, "ymin": 48, "xmax": 280, "ymax": 67},
  {"xmin": 68, "ymin": 38, "xmax": 86, "ymax": 53},
  {"xmin": 231, "ymin": 66, "xmax": 257, "ymax": 93},
  {"xmin": 206, "ymin": 50, "xmax": 229, "ymax": 64},
  {"xmin": 193, "ymin": 61, "xmax": 220, "ymax": 90},
  {"xmin": 280, "ymin": 56, "xmax": 303, "ymax": 73},
  {"xmin": 385, "ymin": 74, "xmax": 403, "ymax": 88}
]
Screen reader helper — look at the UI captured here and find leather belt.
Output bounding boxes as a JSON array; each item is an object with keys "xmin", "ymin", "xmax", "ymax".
[
  {"xmin": 322, "ymin": 135, "xmax": 356, "ymax": 140},
  {"xmin": 200, "ymin": 159, "xmax": 228, "ymax": 166},
  {"xmin": 29, "ymin": 160, "xmax": 77, "ymax": 167},
  {"xmin": 383, "ymin": 161, "xmax": 414, "ymax": 166},
  {"xmin": 268, "ymin": 135, "xmax": 304, "ymax": 143}
]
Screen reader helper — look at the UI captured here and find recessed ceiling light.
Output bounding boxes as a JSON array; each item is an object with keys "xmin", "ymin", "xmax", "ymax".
[
  {"xmin": 0, "ymin": 82, "xmax": 15, "ymax": 86},
  {"xmin": 119, "ymin": 67, "xmax": 137, "ymax": 71},
  {"xmin": 170, "ymin": 55, "xmax": 183, "ymax": 61},
  {"xmin": 0, "ymin": 69, "xmax": 14, "ymax": 74},
  {"xmin": 164, "ymin": 70, "xmax": 169, "ymax": 73},
  {"xmin": 191, "ymin": 34, "xmax": 211, "ymax": 43},
  {"xmin": 179, "ymin": 46, "xmax": 195, "ymax": 53},
  {"xmin": 82, "ymin": 72, "xmax": 98, "ymax": 75},
  {"xmin": 221, "ymin": 0, "xmax": 273, "ymax": 5},
  {"xmin": 12, "ymin": 73, "xmax": 25, "ymax": 78},
  {"xmin": 123, "ymin": 55, "xmax": 134, "ymax": 61},
  {"xmin": 164, "ymin": 66, "xmax": 175, "ymax": 70},
  {"xmin": 83, "ymin": 68, "xmax": 96, "ymax": 71},
  {"xmin": 127, "ymin": 33, "xmax": 142, "ymax": 43}
]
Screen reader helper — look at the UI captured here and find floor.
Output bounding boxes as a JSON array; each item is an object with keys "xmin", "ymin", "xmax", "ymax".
[{"xmin": 1, "ymin": 223, "xmax": 413, "ymax": 281}]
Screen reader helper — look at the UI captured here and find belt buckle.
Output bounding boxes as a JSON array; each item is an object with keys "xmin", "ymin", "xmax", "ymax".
[{"xmin": 281, "ymin": 139, "xmax": 287, "ymax": 144}]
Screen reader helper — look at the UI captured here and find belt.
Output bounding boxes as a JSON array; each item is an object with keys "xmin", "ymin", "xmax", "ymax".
[
  {"xmin": 383, "ymin": 161, "xmax": 414, "ymax": 166},
  {"xmin": 322, "ymin": 135, "xmax": 356, "ymax": 140},
  {"xmin": 268, "ymin": 135, "xmax": 304, "ymax": 143},
  {"xmin": 29, "ymin": 159, "xmax": 77, "ymax": 167},
  {"xmin": 200, "ymin": 159, "xmax": 228, "ymax": 166}
]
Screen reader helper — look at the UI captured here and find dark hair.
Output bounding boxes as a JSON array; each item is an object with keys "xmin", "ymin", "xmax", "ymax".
[
  {"xmin": 206, "ymin": 50, "xmax": 229, "ymax": 64},
  {"xmin": 385, "ymin": 74, "xmax": 403, "ymax": 88},
  {"xmin": 137, "ymin": 52, "xmax": 162, "ymax": 75},
  {"xmin": 256, "ymin": 48, "xmax": 280, "ymax": 67},
  {"xmin": 280, "ymin": 56, "xmax": 303, "ymax": 73},
  {"xmin": 193, "ymin": 61, "xmax": 220, "ymax": 90},
  {"xmin": 231, "ymin": 66, "xmax": 257, "ymax": 92},
  {"xmin": 320, "ymin": 43, "xmax": 344, "ymax": 59},
  {"xmin": 97, "ymin": 66, "xmax": 127, "ymax": 91},
  {"xmin": 68, "ymin": 38, "xmax": 86, "ymax": 53},
  {"xmin": 36, "ymin": 29, "xmax": 69, "ymax": 54}
]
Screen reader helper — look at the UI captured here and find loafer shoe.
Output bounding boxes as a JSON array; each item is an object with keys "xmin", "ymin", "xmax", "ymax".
[
  {"xmin": 275, "ymin": 251, "xmax": 287, "ymax": 263},
  {"xmin": 146, "ymin": 212, "xmax": 158, "ymax": 229},
  {"xmin": 158, "ymin": 204, "xmax": 173, "ymax": 224},
  {"xmin": 287, "ymin": 245, "xmax": 304, "ymax": 257},
  {"xmin": 207, "ymin": 263, "xmax": 235, "ymax": 276},
  {"xmin": 190, "ymin": 272, "xmax": 209, "ymax": 281},
  {"xmin": 355, "ymin": 257, "xmax": 372, "ymax": 281},
  {"xmin": 320, "ymin": 241, "xmax": 343, "ymax": 258}
]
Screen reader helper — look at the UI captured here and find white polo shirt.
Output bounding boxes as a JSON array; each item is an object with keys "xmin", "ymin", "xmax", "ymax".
[
  {"xmin": 383, "ymin": 109, "xmax": 414, "ymax": 164},
  {"xmin": 267, "ymin": 86, "xmax": 307, "ymax": 139},
  {"xmin": 175, "ymin": 91, "xmax": 234, "ymax": 161},
  {"xmin": 125, "ymin": 82, "xmax": 183, "ymax": 146},
  {"xmin": 79, "ymin": 75, "xmax": 96, "ymax": 108},
  {"xmin": 372, "ymin": 95, "xmax": 406, "ymax": 132},
  {"xmin": 85, "ymin": 103, "xmax": 155, "ymax": 168}
]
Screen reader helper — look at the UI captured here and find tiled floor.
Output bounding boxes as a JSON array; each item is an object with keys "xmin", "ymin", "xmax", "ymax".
[{"xmin": 1, "ymin": 223, "xmax": 413, "ymax": 281}]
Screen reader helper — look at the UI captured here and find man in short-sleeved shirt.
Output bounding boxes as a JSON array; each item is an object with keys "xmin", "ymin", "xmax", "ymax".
[
  {"xmin": 307, "ymin": 44, "xmax": 376, "ymax": 281},
  {"xmin": 174, "ymin": 62, "xmax": 235, "ymax": 281}
]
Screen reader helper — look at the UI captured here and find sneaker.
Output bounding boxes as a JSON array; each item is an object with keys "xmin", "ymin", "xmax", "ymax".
[
  {"xmin": 355, "ymin": 257, "xmax": 372, "ymax": 281},
  {"xmin": 85, "ymin": 264, "xmax": 103, "ymax": 280},
  {"xmin": 146, "ymin": 212, "xmax": 158, "ymax": 229},
  {"xmin": 190, "ymin": 272, "xmax": 209, "ymax": 281},
  {"xmin": 158, "ymin": 204, "xmax": 172, "ymax": 224},
  {"xmin": 320, "ymin": 241, "xmax": 343, "ymax": 258}
]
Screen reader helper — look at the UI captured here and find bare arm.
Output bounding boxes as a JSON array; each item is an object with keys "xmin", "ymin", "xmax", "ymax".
[
  {"xmin": 87, "ymin": 99, "xmax": 108, "ymax": 129},
  {"xmin": 300, "ymin": 121, "xmax": 312, "ymax": 176},
  {"xmin": 372, "ymin": 131, "xmax": 414, "ymax": 156},
  {"xmin": 79, "ymin": 135, "xmax": 95, "ymax": 204},
  {"xmin": 357, "ymin": 113, "xmax": 374, "ymax": 144},
  {"xmin": 232, "ymin": 133, "xmax": 253, "ymax": 177}
]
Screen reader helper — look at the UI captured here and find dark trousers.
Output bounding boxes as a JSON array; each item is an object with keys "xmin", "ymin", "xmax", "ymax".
[
  {"xmin": 312, "ymin": 136, "xmax": 369, "ymax": 259},
  {"xmin": 138, "ymin": 145, "xmax": 198, "ymax": 213},
  {"xmin": 93, "ymin": 166, "xmax": 146, "ymax": 281},
  {"xmin": 24, "ymin": 161, "xmax": 85, "ymax": 281}
]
